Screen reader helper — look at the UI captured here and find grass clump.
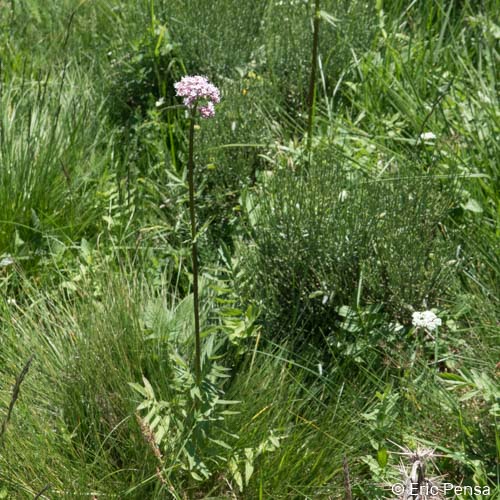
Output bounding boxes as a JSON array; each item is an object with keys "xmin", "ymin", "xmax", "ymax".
[
  {"xmin": 241, "ymin": 151, "xmax": 459, "ymax": 342},
  {"xmin": 0, "ymin": 72, "xmax": 112, "ymax": 261}
]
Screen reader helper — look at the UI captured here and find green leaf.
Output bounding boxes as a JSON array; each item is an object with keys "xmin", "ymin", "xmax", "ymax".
[
  {"xmin": 14, "ymin": 230, "xmax": 24, "ymax": 248},
  {"xmin": 142, "ymin": 377, "xmax": 155, "ymax": 399},
  {"xmin": 190, "ymin": 385, "xmax": 202, "ymax": 401},
  {"xmin": 216, "ymin": 399, "xmax": 241, "ymax": 405},
  {"xmin": 137, "ymin": 400, "xmax": 151, "ymax": 411},
  {"xmin": 222, "ymin": 307, "xmax": 244, "ymax": 317},
  {"xmin": 208, "ymin": 438, "xmax": 232, "ymax": 450},
  {"xmin": 337, "ymin": 305, "xmax": 354, "ymax": 318},
  {"xmin": 150, "ymin": 415, "xmax": 161, "ymax": 431},
  {"xmin": 145, "ymin": 406, "xmax": 157, "ymax": 424},
  {"xmin": 319, "ymin": 10, "xmax": 338, "ymax": 27},
  {"xmin": 61, "ymin": 281, "xmax": 77, "ymax": 291},
  {"xmin": 190, "ymin": 470, "xmax": 204, "ymax": 481},
  {"xmin": 245, "ymin": 461, "xmax": 254, "ymax": 486},
  {"xmin": 268, "ymin": 434, "xmax": 281, "ymax": 450},
  {"xmin": 155, "ymin": 426, "xmax": 166, "ymax": 444},
  {"xmin": 233, "ymin": 469, "xmax": 243, "ymax": 491},
  {"xmin": 244, "ymin": 448, "xmax": 255, "ymax": 485},
  {"xmin": 102, "ymin": 215, "xmax": 114, "ymax": 227},
  {"xmin": 461, "ymin": 198, "xmax": 483, "ymax": 213},
  {"xmin": 438, "ymin": 372, "xmax": 466, "ymax": 382},
  {"xmin": 129, "ymin": 382, "xmax": 149, "ymax": 398},
  {"xmin": 377, "ymin": 447, "xmax": 388, "ymax": 468},
  {"xmin": 80, "ymin": 238, "xmax": 92, "ymax": 264}
]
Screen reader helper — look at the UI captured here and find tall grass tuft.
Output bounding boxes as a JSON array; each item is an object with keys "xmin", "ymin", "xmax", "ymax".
[{"xmin": 0, "ymin": 72, "xmax": 112, "ymax": 260}]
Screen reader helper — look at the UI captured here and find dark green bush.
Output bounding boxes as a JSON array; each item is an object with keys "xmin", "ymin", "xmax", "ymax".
[
  {"xmin": 241, "ymin": 145, "xmax": 459, "ymax": 342},
  {"xmin": 107, "ymin": 19, "xmax": 184, "ymax": 126},
  {"xmin": 259, "ymin": 0, "xmax": 376, "ymax": 113},
  {"xmin": 159, "ymin": 0, "xmax": 268, "ymax": 78}
]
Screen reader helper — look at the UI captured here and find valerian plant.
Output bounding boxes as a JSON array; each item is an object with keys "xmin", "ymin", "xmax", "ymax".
[
  {"xmin": 130, "ymin": 77, "xmax": 279, "ymax": 488},
  {"xmin": 130, "ymin": 330, "xmax": 279, "ymax": 488},
  {"xmin": 174, "ymin": 75, "xmax": 220, "ymax": 385}
]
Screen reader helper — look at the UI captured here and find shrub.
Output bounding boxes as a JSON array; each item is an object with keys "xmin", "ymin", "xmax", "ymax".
[
  {"xmin": 258, "ymin": 0, "xmax": 376, "ymax": 114},
  {"xmin": 240, "ymin": 145, "xmax": 459, "ymax": 343}
]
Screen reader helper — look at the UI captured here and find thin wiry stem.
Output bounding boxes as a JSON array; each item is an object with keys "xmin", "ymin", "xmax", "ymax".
[
  {"xmin": 343, "ymin": 455, "xmax": 352, "ymax": 500},
  {"xmin": 33, "ymin": 484, "xmax": 51, "ymax": 499},
  {"xmin": 187, "ymin": 108, "xmax": 201, "ymax": 385},
  {"xmin": 306, "ymin": 0, "xmax": 321, "ymax": 153},
  {"xmin": 0, "ymin": 355, "xmax": 33, "ymax": 446}
]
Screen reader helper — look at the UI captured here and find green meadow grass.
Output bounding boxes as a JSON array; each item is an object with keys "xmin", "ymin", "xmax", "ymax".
[{"xmin": 0, "ymin": 0, "xmax": 498, "ymax": 498}]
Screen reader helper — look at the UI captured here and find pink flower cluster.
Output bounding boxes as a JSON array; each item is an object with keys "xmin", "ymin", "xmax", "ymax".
[{"xmin": 174, "ymin": 75, "xmax": 220, "ymax": 118}]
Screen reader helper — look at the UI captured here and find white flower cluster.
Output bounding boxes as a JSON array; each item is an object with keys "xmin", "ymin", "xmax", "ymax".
[
  {"xmin": 419, "ymin": 131, "xmax": 436, "ymax": 141},
  {"xmin": 412, "ymin": 311, "xmax": 442, "ymax": 331},
  {"xmin": 275, "ymin": 0, "xmax": 308, "ymax": 6}
]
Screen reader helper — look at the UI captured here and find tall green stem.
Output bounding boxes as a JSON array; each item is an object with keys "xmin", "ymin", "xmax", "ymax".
[
  {"xmin": 434, "ymin": 327, "xmax": 439, "ymax": 368},
  {"xmin": 187, "ymin": 110, "xmax": 201, "ymax": 385},
  {"xmin": 307, "ymin": 0, "xmax": 320, "ymax": 153}
]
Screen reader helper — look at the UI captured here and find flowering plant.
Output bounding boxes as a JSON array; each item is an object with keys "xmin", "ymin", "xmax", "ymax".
[
  {"xmin": 174, "ymin": 75, "xmax": 220, "ymax": 118},
  {"xmin": 174, "ymin": 75, "xmax": 220, "ymax": 385},
  {"xmin": 412, "ymin": 310, "xmax": 443, "ymax": 366},
  {"xmin": 411, "ymin": 311, "xmax": 442, "ymax": 332}
]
